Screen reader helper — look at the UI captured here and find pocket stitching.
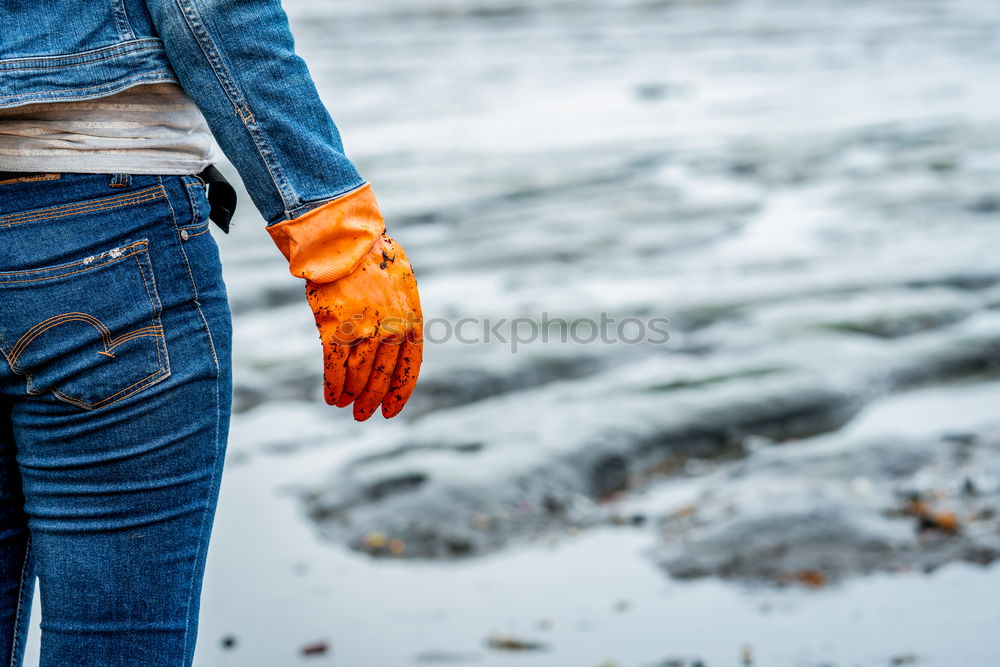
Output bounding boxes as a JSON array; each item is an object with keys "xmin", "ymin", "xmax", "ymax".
[
  {"xmin": 8, "ymin": 313, "xmax": 164, "ymax": 365},
  {"xmin": 0, "ymin": 240, "xmax": 147, "ymax": 283},
  {"xmin": 50, "ymin": 364, "xmax": 169, "ymax": 409},
  {"xmin": 50, "ymin": 362, "xmax": 169, "ymax": 409},
  {"xmin": 0, "ymin": 241, "xmax": 172, "ymax": 410}
]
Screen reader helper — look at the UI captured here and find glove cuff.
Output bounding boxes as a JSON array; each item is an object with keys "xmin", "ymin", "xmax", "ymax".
[{"xmin": 266, "ymin": 183, "xmax": 386, "ymax": 283}]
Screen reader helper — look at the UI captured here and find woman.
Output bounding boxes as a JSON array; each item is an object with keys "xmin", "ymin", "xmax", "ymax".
[{"xmin": 0, "ymin": 0, "xmax": 422, "ymax": 664}]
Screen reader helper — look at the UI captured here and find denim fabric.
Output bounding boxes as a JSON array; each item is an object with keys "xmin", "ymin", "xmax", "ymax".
[
  {"xmin": 0, "ymin": 0, "xmax": 367, "ymax": 225},
  {"xmin": 0, "ymin": 172, "xmax": 233, "ymax": 666}
]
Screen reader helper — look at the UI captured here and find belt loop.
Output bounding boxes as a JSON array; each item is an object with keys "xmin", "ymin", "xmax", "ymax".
[{"xmin": 110, "ymin": 174, "xmax": 131, "ymax": 188}]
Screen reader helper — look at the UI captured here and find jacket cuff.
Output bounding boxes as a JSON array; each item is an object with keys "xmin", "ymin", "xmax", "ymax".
[{"xmin": 266, "ymin": 183, "xmax": 386, "ymax": 283}]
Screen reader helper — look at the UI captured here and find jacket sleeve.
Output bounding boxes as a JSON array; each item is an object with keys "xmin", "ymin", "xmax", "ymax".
[{"xmin": 142, "ymin": 0, "xmax": 367, "ymax": 225}]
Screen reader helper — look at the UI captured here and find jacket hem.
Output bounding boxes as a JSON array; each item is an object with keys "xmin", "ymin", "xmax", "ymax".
[
  {"xmin": 271, "ymin": 179, "xmax": 371, "ymax": 226},
  {"xmin": 0, "ymin": 39, "xmax": 179, "ymax": 109}
]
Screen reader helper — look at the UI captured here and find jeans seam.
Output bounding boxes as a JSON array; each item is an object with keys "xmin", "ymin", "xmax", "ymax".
[
  {"xmin": 160, "ymin": 178, "xmax": 220, "ymax": 373},
  {"xmin": 0, "ymin": 193, "xmax": 164, "ymax": 227},
  {"xmin": 0, "ymin": 187, "xmax": 165, "ymax": 227},
  {"xmin": 160, "ymin": 175, "xmax": 226, "ymax": 658},
  {"xmin": 8, "ymin": 533, "xmax": 31, "ymax": 667},
  {"xmin": 131, "ymin": 243, "xmax": 171, "ymax": 386},
  {"xmin": 180, "ymin": 350, "xmax": 223, "ymax": 662}
]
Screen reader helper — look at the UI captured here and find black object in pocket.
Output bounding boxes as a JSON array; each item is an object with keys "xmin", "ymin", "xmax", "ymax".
[
  {"xmin": 195, "ymin": 165, "xmax": 236, "ymax": 233},
  {"xmin": 0, "ymin": 239, "xmax": 170, "ymax": 409}
]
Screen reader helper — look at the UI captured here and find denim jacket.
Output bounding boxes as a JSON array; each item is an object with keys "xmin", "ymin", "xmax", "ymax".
[{"xmin": 0, "ymin": 0, "xmax": 366, "ymax": 226}]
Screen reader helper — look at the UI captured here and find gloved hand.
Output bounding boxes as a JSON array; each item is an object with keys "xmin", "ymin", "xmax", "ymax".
[{"xmin": 266, "ymin": 184, "xmax": 422, "ymax": 420}]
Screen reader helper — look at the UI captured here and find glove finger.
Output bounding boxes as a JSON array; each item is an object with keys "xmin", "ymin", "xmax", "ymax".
[
  {"xmin": 337, "ymin": 337, "xmax": 381, "ymax": 408},
  {"xmin": 352, "ymin": 340, "xmax": 402, "ymax": 421},
  {"xmin": 381, "ymin": 335, "xmax": 423, "ymax": 418},
  {"xmin": 321, "ymin": 341, "xmax": 350, "ymax": 406}
]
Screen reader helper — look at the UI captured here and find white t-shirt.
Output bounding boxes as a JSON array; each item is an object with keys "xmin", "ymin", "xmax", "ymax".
[{"xmin": 0, "ymin": 83, "xmax": 221, "ymax": 175}]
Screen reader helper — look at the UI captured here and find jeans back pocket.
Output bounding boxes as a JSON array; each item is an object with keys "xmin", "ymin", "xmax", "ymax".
[{"xmin": 0, "ymin": 239, "xmax": 170, "ymax": 410}]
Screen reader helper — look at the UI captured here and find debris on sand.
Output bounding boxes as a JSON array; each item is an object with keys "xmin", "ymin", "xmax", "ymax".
[
  {"xmin": 898, "ymin": 494, "xmax": 961, "ymax": 535},
  {"xmin": 787, "ymin": 570, "xmax": 827, "ymax": 588},
  {"xmin": 485, "ymin": 634, "xmax": 548, "ymax": 652},
  {"xmin": 413, "ymin": 649, "xmax": 483, "ymax": 663},
  {"xmin": 301, "ymin": 640, "xmax": 330, "ymax": 657}
]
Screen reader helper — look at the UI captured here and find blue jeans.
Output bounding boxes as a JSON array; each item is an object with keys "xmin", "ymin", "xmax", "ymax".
[{"xmin": 0, "ymin": 173, "xmax": 233, "ymax": 666}]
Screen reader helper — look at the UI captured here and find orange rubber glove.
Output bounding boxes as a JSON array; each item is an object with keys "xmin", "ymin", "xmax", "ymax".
[{"xmin": 266, "ymin": 184, "xmax": 422, "ymax": 420}]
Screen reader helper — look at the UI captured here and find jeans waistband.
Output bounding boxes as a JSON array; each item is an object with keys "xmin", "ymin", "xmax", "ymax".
[{"xmin": 0, "ymin": 169, "xmax": 235, "ymax": 233}]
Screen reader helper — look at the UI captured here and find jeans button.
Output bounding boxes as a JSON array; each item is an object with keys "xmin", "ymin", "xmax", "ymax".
[{"xmin": 180, "ymin": 229, "xmax": 190, "ymax": 241}]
